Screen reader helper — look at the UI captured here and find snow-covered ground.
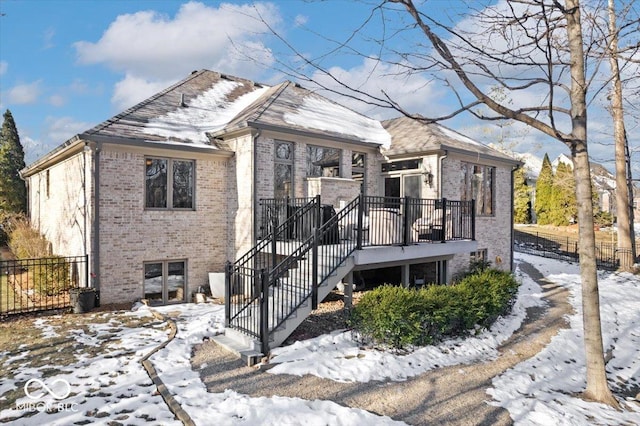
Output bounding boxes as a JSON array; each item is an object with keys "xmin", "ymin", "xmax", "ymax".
[
  {"xmin": 0, "ymin": 310, "xmax": 181, "ymax": 425},
  {"xmin": 1, "ymin": 252, "xmax": 639, "ymax": 425}
]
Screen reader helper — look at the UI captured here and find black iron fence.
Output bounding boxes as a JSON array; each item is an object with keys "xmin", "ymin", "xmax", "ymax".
[
  {"xmin": 259, "ymin": 197, "xmax": 315, "ymax": 239},
  {"xmin": 258, "ymin": 196, "xmax": 476, "ymax": 247},
  {"xmin": 0, "ymin": 255, "xmax": 89, "ymax": 316},
  {"xmin": 513, "ymin": 230, "xmax": 637, "ymax": 270}
]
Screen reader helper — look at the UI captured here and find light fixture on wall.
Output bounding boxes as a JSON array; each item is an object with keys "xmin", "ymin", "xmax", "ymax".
[{"xmin": 422, "ymin": 168, "xmax": 434, "ymax": 187}]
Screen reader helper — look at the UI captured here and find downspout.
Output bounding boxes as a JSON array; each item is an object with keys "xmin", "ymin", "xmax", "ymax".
[
  {"xmin": 252, "ymin": 130, "xmax": 261, "ymax": 244},
  {"xmin": 438, "ymin": 150, "xmax": 448, "ymax": 198},
  {"xmin": 510, "ymin": 165, "xmax": 518, "ymax": 273},
  {"xmin": 17, "ymin": 169, "xmax": 29, "ymax": 218},
  {"xmin": 83, "ymin": 143, "xmax": 88, "ymax": 287},
  {"xmin": 92, "ymin": 142, "xmax": 102, "ymax": 298}
]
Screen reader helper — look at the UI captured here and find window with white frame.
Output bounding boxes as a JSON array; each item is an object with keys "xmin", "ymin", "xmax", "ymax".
[
  {"xmin": 145, "ymin": 158, "xmax": 195, "ymax": 209},
  {"xmin": 461, "ymin": 162, "xmax": 495, "ymax": 216}
]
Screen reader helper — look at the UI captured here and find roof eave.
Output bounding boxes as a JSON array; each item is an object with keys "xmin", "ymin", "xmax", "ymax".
[
  {"xmin": 79, "ymin": 133, "xmax": 234, "ymax": 157},
  {"xmin": 441, "ymin": 144, "xmax": 522, "ymax": 166},
  {"xmin": 22, "ymin": 135, "xmax": 85, "ymax": 177},
  {"xmin": 243, "ymin": 121, "xmax": 385, "ymax": 148}
]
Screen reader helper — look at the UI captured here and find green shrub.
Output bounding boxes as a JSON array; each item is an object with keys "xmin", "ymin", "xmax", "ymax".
[
  {"xmin": 452, "ymin": 258, "xmax": 492, "ymax": 283},
  {"xmin": 32, "ymin": 256, "xmax": 72, "ymax": 295},
  {"xmin": 594, "ymin": 211, "xmax": 614, "ymax": 227},
  {"xmin": 350, "ymin": 285, "xmax": 426, "ymax": 349},
  {"xmin": 350, "ymin": 269, "xmax": 520, "ymax": 350}
]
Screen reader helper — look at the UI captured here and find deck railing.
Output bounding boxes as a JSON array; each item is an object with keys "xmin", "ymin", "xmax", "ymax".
[
  {"xmin": 258, "ymin": 196, "xmax": 476, "ymax": 247},
  {"xmin": 259, "ymin": 197, "xmax": 315, "ymax": 239}
]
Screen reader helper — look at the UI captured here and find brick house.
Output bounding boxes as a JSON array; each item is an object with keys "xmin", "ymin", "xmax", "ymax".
[{"xmin": 22, "ymin": 70, "xmax": 518, "ymax": 349}]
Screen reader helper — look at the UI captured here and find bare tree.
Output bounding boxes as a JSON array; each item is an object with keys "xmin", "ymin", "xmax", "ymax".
[
  {"xmin": 605, "ymin": 0, "xmax": 636, "ymax": 270},
  {"xmin": 261, "ymin": 0, "xmax": 624, "ymax": 406}
]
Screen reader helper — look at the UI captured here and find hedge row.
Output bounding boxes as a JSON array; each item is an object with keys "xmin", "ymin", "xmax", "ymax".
[{"xmin": 349, "ymin": 269, "xmax": 520, "ymax": 350}]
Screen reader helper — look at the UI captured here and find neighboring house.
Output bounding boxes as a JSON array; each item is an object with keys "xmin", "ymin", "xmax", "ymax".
[{"xmin": 22, "ymin": 69, "xmax": 518, "ymax": 352}]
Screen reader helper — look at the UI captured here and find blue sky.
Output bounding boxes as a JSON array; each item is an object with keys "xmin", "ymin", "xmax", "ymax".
[{"xmin": 0, "ymin": 0, "xmax": 637, "ymax": 175}]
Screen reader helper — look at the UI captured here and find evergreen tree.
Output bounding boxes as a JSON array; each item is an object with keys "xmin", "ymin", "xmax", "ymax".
[
  {"xmin": 534, "ymin": 154, "xmax": 553, "ymax": 225},
  {"xmin": 550, "ymin": 162, "xmax": 577, "ymax": 225},
  {"xmin": 0, "ymin": 110, "xmax": 27, "ymax": 213},
  {"xmin": 513, "ymin": 166, "xmax": 531, "ymax": 223}
]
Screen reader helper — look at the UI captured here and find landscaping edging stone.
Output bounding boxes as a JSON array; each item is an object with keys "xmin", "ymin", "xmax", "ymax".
[{"xmin": 141, "ymin": 308, "xmax": 196, "ymax": 426}]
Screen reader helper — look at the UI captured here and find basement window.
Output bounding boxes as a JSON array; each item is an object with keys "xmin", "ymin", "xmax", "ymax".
[{"xmin": 143, "ymin": 260, "xmax": 186, "ymax": 305}]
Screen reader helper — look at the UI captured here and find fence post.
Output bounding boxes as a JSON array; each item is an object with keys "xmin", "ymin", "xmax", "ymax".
[
  {"xmin": 315, "ymin": 194, "xmax": 321, "ymax": 229},
  {"xmin": 271, "ymin": 213, "xmax": 278, "ymax": 272},
  {"xmin": 357, "ymin": 194, "xmax": 364, "ymax": 250},
  {"xmin": 441, "ymin": 198, "xmax": 448, "ymax": 243},
  {"xmin": 260, "ymin": 268, "xmax": 269, "ymax": 355},
  {"xmin": 84, "ymin": 254, "xmax": 89, "ymax": 289},
  {"xmin": 470, "ymin": 199, "xmax": 476, "ymax": 241},
  {"xmin": 312, "ymin": 227, "xmax": 319, "ymax": 310},
  {"xmin": 224, "ymin": 261, "xmax": 231, "ymax": 328},
  {"xmin": 403, "ymin": 196, "xmax": 411, "ymax": 245}
]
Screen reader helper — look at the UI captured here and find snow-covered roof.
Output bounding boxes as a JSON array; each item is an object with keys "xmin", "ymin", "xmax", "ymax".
[
  {"xmin": 142, "ymin": 79, "xmax": 270, "ymax": 144},
  {"xmin": 79, "ymin": 70, "xmax": 390, "ymax": 149},
  {"xmin": 283, "ymin": 92, "xmax": 391, "ymax": 148}
]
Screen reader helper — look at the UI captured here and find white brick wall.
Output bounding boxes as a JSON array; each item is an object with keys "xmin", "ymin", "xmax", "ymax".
[
  {"xmin": 306, "ymin": 177, "xmax": 361, "ymax": 207},
  {"xmin": 28, "ymin": 149, "xmax": 90, "ymax": 259}
]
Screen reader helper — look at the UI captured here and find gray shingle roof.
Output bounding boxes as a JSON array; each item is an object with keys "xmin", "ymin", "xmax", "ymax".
[
  {"xmin": 382, "ymin": 115, "xmax": 517, "ymax": 164},
  {"xmin": 83, "ymin": 70, "xmax": 263, "ymax": 146},
  {"xmin": 82, "ymin": 70, "xmax": 389, "ymax": 147}
]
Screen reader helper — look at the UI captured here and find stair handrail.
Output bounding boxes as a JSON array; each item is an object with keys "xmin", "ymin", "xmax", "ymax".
[
  {"xmin": 226, "ymin": 196, "xmax": 319, "ymax": 336},
  {"xmin": 233, "ymin": 195, "xmax": 320, "ymax": 268},
  {"xmin": 263, "ymin": 195, "xmax": 360, "ymax": 350}
]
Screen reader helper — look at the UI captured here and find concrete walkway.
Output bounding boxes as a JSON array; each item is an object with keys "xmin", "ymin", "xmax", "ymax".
[{"xmin": 193, "ymin": 261, "xmax": 572, "ymax": 425}]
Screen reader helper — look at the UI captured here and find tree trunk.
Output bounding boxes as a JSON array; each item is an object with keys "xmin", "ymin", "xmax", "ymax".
[
  {"xmin": 607, "ymin": 0, "xmax": 635, "ymax": 272},
  {"xmin": 565, "ymin": 0, "xmax": 618, "ymax": 406}
]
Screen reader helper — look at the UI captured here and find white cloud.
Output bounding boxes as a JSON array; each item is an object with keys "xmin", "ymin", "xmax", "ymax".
[
  {"xmin": 294, "ymin": 14, "xmax": 308, "ymax": 27},
  {"xmin": 43, "ymin": 27, "xmax": 55, "ymax": 49},
  {"xmin": 49, "ymin": 94, "xmax": 66, "ymax": 107},
  {"xmin": 44, "ymin": 116, "xmax": 93, "ymax": 144},
  {"xmin": 111, "ymin": 73, "xmax": 173, "ymax": 111},
  {"xmin": 0, "ymin": 61, "xmax": 7, "ymax": 75},
  {"xmin": 74, "ymin": 1, "xmax": 280, "ymax": 82},
  {"xmin": 7, "ymin": 80, "xmax": 42, "ymax": 104},
  {"xmin": 21, "ymin": 135, "xmax": 48, "ymax": 165},
  {"xmin": 309, "ymin": 57, "xmax": 445, "ymax": 120}
]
